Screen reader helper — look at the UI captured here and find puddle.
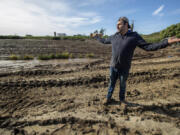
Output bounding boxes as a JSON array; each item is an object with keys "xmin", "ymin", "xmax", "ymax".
[{"xmin": 0, "ymin": 58, "xmax": 92, "ymax": 73}]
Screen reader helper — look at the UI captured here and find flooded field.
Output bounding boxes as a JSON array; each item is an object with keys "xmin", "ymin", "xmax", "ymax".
[
  {"xmin": 0, "ymin": 58, "xmax": 95, "ymax": 73},
  {"xmin": 0, "ymin": 39, "xmax": 180, "ymax": 135}
]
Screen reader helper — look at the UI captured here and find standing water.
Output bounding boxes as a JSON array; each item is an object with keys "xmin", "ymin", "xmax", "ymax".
[{"xmin": 0, "ymin": 58, "xmax": 93, "ymax": 73}]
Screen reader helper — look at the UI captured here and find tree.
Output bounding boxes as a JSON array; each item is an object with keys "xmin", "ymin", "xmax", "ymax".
[
  {"xmin": 99, "ymin": 28, "xmax": 106, "ymax": 35},
  {"xmin": 94, "ymin": 30, "xmax": 98, "ymax": 34}
]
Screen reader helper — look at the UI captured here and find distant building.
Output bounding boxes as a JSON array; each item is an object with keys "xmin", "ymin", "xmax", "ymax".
[{"xmin": 57, "ymin": 33, "xmax": 66, "ymax": 37}]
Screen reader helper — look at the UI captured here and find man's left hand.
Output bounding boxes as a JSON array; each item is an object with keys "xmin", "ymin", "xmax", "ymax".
[{"xmin": 168, "ymin": 37, "xmax": 180, "ymax": 44}]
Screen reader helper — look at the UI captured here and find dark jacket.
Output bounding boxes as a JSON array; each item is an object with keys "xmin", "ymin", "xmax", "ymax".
[{"xmin": 95, "ymin": 31, "xmax": 169, "ymax": 71}]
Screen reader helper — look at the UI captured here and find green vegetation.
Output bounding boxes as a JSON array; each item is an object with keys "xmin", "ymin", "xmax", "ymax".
[
  {"xmin": 86, "ymin": 53, "xmax": 94, "ymax": 58},
  {"xmin": 0, "ymin": 35, "xmax": 91, "ymax": 40},
  {"xmin": 0, "ymin": 35, "xmax": 23, "ymax": 39},
  {"xmin": 22, "ymin": 55, "xmax": 34, "ymax": 60},
  {"xmin": 142, "ymin": 32, "xmax": 162, "ymax": 43},
  {"xmin": 8, "ymin": 54, "xmax": 19, "ymax": 60},
  {"xmin": 160, "ymin": 23, "xmax": 180, "ymax": 38},
  {"xmin": 1, "ymin": 23, "xmax": 179, "ymax": 42},
  {"xmin": 25, "ymin": 35, "xmax": 53, "ymax": 40},
  {"xmin": 99, "ymin": 28, "xmax": 106, "ymax": 35},
  {"xmin": 142, "ymin": 23, "xmax": 180, "ymax": 43},
  {"xmin": 38, "ymin": 52, "xmax": 73, "ymax": 60},
  {"xmin": 8, "ymin": 53, "xmax": 96, "ymax": 60},
  {"xmin": 8, "ymin": 55, "xmax": 34, "ymax": 60},
  {"xmin": 62, "ymin": 35, "xmax": 89, "ymax": 41},
  {"xmin": 52, "ymin": 37, "xmax": 61, "ymax": 40},
  {"xmin": 55, "ymin": 52, "xmax": 71, "ymax": 59},
  {"xmin": 37, "ymin": 55, "xmax": 51, "ymax": 60}
]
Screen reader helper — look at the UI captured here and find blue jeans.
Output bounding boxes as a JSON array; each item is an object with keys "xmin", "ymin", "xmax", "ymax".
[{"xmin": 107, "ymin": 67, "xmax": 129, "ymax": 101}]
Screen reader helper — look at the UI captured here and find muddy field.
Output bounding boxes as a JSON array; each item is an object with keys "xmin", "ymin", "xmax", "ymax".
[{"xmin": 0, "ymin": 39, "xmax": 180, "ymax": 135}]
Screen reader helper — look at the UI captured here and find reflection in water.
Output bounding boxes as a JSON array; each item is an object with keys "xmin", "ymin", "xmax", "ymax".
[{"xmin": 0, "ymin": 58, "xmax": 91, "ymax": 73}]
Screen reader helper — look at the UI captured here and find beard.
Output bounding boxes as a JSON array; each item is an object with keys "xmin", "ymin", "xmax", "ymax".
[{"xmin": 118, "ymin": 27, "xmax": 124, "ymax": 33}]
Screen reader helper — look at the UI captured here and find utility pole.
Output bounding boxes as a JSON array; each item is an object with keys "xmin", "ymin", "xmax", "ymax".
[{"xmin": 131, "ymin": 20, "xmax": 134, "ymax": 32}]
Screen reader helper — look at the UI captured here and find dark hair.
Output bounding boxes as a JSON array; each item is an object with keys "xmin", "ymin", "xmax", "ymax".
[{"xmin": 118, "ymin": 17, "xmax": 131, "ymax": 28}]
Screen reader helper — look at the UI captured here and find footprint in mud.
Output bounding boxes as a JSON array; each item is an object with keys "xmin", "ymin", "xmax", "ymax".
[
  {"xmin": 11, "ymin": 128, "xmax": 28, "ymax": 135},
  {"xmin": 127, "ymin": 89, "xmax": 141, "ymax": 97}
]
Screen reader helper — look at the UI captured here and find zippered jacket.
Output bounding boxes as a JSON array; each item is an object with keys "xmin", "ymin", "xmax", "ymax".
[{"xmin": 95, "ymin": 31, "xmax": 169, "ymax": 71}]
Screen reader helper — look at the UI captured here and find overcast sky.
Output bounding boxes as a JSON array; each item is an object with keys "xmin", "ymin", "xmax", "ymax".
[{"xmin": 0, "ymin": 0, "xmax": 180, "ymax": 36}]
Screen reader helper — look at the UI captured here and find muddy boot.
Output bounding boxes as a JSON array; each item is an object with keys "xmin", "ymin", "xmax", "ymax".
[
  {"xmin": 120, "ymin": 100, "xmax": 131, "ymax": 107},
  {"xmin": 102, "ymin": 98, "xmax": 112, "ymax": 105}
]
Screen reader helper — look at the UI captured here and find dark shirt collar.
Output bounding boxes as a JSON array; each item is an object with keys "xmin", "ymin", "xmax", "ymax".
[{"xmin": 115, "ymin": 29, "xmax": 132, "ymax": 36}]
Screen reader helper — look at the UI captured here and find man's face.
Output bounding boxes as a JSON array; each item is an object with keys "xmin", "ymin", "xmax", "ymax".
[{"xmin": 117, "ymin": 20, "xmax": 127, "ymax": 32}]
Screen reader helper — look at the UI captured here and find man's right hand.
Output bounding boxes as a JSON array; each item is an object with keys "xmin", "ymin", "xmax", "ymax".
[
  {"xmin": 91, "ymin": 33, "xmax": 103, "ymax": 38},
  {"xmin": 92, "ymin": 33, "xmax": 98, "ymax": 38}
]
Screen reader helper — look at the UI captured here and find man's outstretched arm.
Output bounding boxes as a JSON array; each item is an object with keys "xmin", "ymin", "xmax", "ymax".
[
  {"xmin": 136, "ymin": 33, "xmax": 180, "ymax": 51},
  {"xmin": 167, "ymin": 37, "xmax": 180, "ymax": 44}
]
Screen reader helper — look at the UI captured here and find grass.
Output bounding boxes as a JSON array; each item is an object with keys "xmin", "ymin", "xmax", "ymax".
[
  {"xmin": 56, "ymin": 52, "xmax": 70, "ymax": 59},
  {"xmin": 8, "ymin": 54, "xmax": 19, "ymax": 60},
  {"xmin": 8, "ymin": 55, "xmax": 34, "ymax": 60},
  {"xmin": 37, "ymin": 55, "xmax": 52, "ymax": 60},
  {"xmin": 0, "ymin": 35, "xmax": 90, "ymax": 40},
  {"xmin": 8, "ymin": 53, "xmax": 96, "ymax": 60},
  {"xmin": 22, "ymin": 55, "xmax": 34, "ymax": 60},
  {"xmin": 141, "ymin": 32, "xmax": 162, "ymax": 43},
  {"xmin": 38, "ymin": 52, "xmax": 96, "ymax": 60},
  {"xmin": 0, "ymin": 35, "xmax": 23, "ymax": 39},
  {"xmin": 86, "ymin": 53, "xmax": 94, "ymax": 58},
  {"xmin": 38, "ymin": 52, "xmax": 73, "ymax": 60},
  {"xmin": 0, "ymin": 33, "xmax": 165, "ymax": 43}
]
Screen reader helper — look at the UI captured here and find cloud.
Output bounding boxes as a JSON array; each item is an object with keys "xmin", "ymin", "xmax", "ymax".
[
  {"xmin": 0, "ymin": 0, "xmax": 102, "ymax": 36},
  {"xmin": 152, "ymin": 5, "xmax": 164, "ymax": 16}
]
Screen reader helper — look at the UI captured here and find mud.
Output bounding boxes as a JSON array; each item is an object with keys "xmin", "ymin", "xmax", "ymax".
[{"xmin": 0, "ymin": 39, "xmax": 180, "ymax": 135}]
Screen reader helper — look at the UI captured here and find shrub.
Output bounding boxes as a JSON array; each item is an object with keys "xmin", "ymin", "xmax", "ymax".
[
  {"xmin": 38, "ymin": 55, "xmax": 51, "ymax": 60},
  {"xmin": 56, "ymin": 52, "xmax": 70, "ymax": 59},
  {"xmin": 8, "ymin": 54, "xmax": 19, "ymax": 60},
  {"xmin": 8, "ymin": 55, "xmax": 34, "ymax": 60},
  {"xmin": 86, "ymin": 53, "xmax": 94, "ymax": 58},
  {"xmin": 49, "ymin": 54, "xmax": 56, "ymax": 59},
  {"xmin": 52, "ymin": 37, "xmax": 61, "ymax": 40},
  {"xmin": 0, "ymin": 35, "xmax": 23, "ymax": 39},
  {"xmin": 22, "ymin": 55, "xmax": 34, "ymax": 60},
  {"xmin": 160, "ymin": 23, "xmax": 180, "ymax": 38},
  {"xmin": 38, "ymin": 52, "xmax": 72, "ymax": 60}
]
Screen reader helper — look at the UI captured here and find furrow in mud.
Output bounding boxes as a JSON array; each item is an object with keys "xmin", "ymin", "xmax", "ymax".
[
  {"xmin": 0, "ymin": 74, "xmax": 107, "ymax": 89},
  {"xmin": 0, "ymin": 116, "xmax": 108, "ymax": 129},
  {"xmin": 132, "ymin": 58, "xmax": 180, "ymax": 66},
  {"xmin": 0, "ymin": 69, "xmax": 75, "ymax": 78},
  {"xmin": 120, "ymin": 102, "xmax": 180, "ymax": 118},
  {"xmin": 1, "ymin": 58, "xmax": 179, "ymax": 80},
  {"xmin": 0, "ymin": 66, "xmax": 179, "ymax": 89},
  {"xmin": 129, "ymin": 67, "xmax": 180, "ymax": 77},
  {"xmin": 0, "ymin": 115, "xmax": 166, "ymax": 135},
  {"xmin": 1, "ymin": 40, "xmax": 180, "ymax": 135}
]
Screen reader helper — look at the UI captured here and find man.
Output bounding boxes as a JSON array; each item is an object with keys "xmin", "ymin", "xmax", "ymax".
[{"xmin": 93, "ymin": 17, "xmax": 180, "ymax": 105}]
